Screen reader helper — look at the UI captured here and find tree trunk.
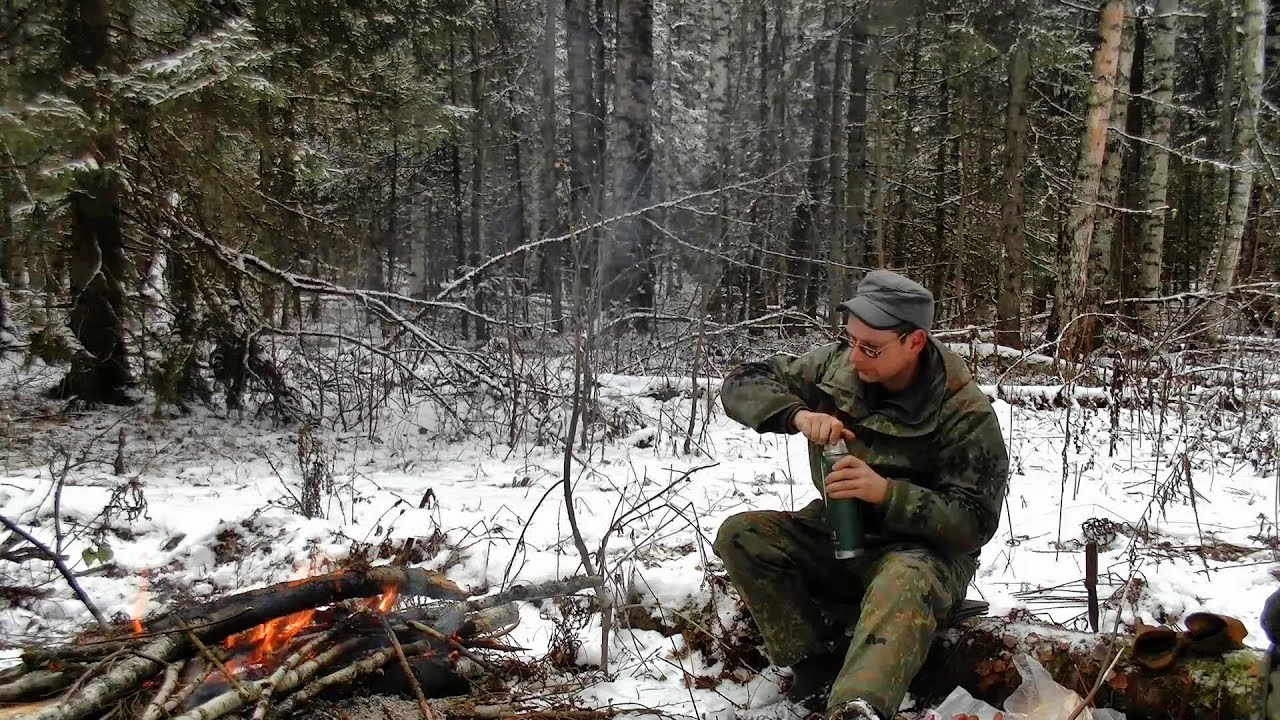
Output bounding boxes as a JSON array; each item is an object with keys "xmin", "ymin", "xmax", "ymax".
[
  {"xmin": 541, "ymin": 0, "xmax": 564, "ymax": 333},
  {"xmin": 56, "ymin": 0, "xmax": 136, "ymax": 405},
  {"xmin": 609, "ymin": 0, "xmax": 656, "ymax": 328},
  {"xmin": 1092, "ymin": 4, "xmax": 1137, "ymax": 299},
  {"xmin": 1202, "ymin": 0, "xmax": 1266, "ymax": 337},
  {"xmin": 567, "ymin": 0, "xmax": 598, "ymax": 295},
  {"xmin": 1136, "ymin": 0, "xmax": 1178, "ymax": 329},
  {"xmin": 469, "ymin": 27, "xmax": 488, "ymax": 343},
  {"xmin": 996, "ymin": 32, "xmax": 1031, "ymax": 350},
  {"xmin": 449, "ymin": 33, "xmax": 467, "ymax": 339},
  {"xmin": 1055, "ymin": 0, "xmax": 1125, "ymax": 361},
  {"xmin": 826, "ymin": 2, "xmax": 849, "ymax": 327},
  {"xmin": 845, "ymin": 18, "xmax": 869, "ymax": 287},
  {"xmin": 788, "ymin": 0, "xmax": 835, "ymax": 318},
  {"xmin": 869, "ymin": 33, "xmax": 894, "ymax": 270}
]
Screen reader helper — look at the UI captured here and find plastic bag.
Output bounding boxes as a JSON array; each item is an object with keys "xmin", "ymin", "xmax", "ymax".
[
  {"xmin": 1003, "ymin": 654, "xmax": 1125, "ymax": 720},
  {"xmin": 924, "ymin": 654, "xmax": 1123, "ymax": 720},
  {"xmin": 921, "ymin": 686, "xmax": 1026, "ymax": 720}
]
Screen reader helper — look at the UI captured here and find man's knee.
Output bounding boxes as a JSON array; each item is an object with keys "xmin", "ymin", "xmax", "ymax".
[
  {"xmin": 713, "ymin": 510, "xmax": 778, "ymax": 561},
  {"xmin": 865, "ymin": 550, "xmax": 954, "ymax": 621}
]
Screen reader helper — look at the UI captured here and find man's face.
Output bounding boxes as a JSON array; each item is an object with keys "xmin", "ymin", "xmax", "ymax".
[{"xmin": 844, "ymin": 316, "xmax": 925, "ymax": 383}]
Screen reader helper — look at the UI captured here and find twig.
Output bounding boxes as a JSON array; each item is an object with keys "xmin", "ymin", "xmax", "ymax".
[
  {"xmin": 1065, "ymin": 644, "xmax": 1127, "ymax": 720},
  {"xmin": 383, "ymin": 617, "xmax": 436, "ymax": 720},
  {"xmin": 174, "ymin": 617, "xmax": 248, "ymax": 699},
  {"xmin": 408, "ymin": 621, "xmax": 497, "ymax": 673},
  {"xmin": 140, "ymin": 663, "xmax": 182, "ymax": 720},
  {"xmin": 0, "ymin": 513, "xmax": 109, "ymax": 630}
]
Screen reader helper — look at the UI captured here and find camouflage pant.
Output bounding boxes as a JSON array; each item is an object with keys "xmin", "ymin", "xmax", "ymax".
[{"xmin": 713, "ymin": 499, "xmax": 976, "ymax": 719}]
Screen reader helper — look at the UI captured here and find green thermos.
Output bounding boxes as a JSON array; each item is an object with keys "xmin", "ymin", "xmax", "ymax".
[{"xmin": 821, "ymin": 439, "xmax": 865, "ymax": 559}]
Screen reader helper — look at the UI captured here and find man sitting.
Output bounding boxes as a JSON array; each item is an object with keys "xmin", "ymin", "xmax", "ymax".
[{"xmin": 716, "ymin": 270, "xmax": 1010, "ymax": 720}]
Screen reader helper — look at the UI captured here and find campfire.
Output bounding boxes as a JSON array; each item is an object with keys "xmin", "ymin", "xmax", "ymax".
[{"xmin": 0, "ymin": 566, "xmax": 605, "ymax": 720}]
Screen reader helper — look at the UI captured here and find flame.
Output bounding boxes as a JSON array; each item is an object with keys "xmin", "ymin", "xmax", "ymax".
[
  {"xmin": 131, "ymin": 575, "xmax": 150, "ymax": 635},
  {"xmin": 373, "ymin": 584, "xmax": 396, "ymax": 609},
  {"xmin": 222, "ymin": 609, "xmax": 316, "ymax": 667}
]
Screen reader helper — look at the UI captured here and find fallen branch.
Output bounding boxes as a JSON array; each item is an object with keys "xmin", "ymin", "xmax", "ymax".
[{"xmin": 0, "ymin": 514, "xmax": 109, "ymax": 630}]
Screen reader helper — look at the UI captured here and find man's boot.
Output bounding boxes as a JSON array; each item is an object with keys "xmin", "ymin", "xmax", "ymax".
[
  {"xmin": 785, "ymin": 652, "xmax": 843, "ymax": 711},
  {"xmin": 825, "ymin": 699, "xmax": 880, "ymax": 720}
]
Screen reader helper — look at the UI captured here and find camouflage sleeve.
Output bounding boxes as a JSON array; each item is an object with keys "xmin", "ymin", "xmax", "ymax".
[
  {"xmin": 879, "ymin": 392, "xmax": 1008, "ymax": 556},
  {"xmin": 720, "ymin": 343, "xmax": 841, "ymax": 434}
]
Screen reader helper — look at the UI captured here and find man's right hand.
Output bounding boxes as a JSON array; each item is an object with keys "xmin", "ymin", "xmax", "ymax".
[{"xmin": 792, "ymin": 409, "xmax": 856, "ymax": 446}]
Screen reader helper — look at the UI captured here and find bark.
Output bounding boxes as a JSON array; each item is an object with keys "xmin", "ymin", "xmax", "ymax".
[
  {"xmin": 1055, "ymin": 1, "xmax": 1125, "ymax": 361},
  {"xmin": 1203, "ymin": 0, "xmax": 1266, "ymax": 337},
  {"xmin": 996, "ymin": 33, "xmax": 1031, "ymax": 350},
  {"xmin": 1137, "ymin": 0, "xmax": 1179, "ymax": 329},
  {"xmin": 913, "ymin": 618, "xmax": 1261, "ymax": 720}
]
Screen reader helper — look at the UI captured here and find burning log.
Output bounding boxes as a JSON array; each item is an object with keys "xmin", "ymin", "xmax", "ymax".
[{"xmin": 0, "ymin": 571, "xmax": 605, "ymax": 720}]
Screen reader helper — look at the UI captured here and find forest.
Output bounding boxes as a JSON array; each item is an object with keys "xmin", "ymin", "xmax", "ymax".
[{"xmin": 0, "ymin": 0, "xmax": 1275, "ymax": 414}]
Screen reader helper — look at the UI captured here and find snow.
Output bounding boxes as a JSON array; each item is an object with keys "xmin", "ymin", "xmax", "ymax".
[{"xmin": 0, "ymin": 349, "xmax": 1277, "ymax": 718}]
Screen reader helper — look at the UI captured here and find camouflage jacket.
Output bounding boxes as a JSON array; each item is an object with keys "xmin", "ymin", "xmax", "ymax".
[{"xmin": 720, "ymin": 338, "xmax": 1009, "ymax": 560}]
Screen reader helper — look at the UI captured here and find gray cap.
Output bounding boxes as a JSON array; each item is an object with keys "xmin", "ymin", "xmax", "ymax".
[{"xmin": 840, "ymin": 270, "xmax": 934, "ymax": 331}]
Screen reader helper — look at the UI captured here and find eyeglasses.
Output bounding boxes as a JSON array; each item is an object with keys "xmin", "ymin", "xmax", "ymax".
[{"xmin": 845, "ymin": 331, "xmax": 910, "ymax": 359}]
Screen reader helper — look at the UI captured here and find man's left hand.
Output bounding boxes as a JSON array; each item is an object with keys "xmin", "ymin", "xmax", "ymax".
[{"xmin": 824, "ymin": 455, "xmax": 889, "ymax": 505}]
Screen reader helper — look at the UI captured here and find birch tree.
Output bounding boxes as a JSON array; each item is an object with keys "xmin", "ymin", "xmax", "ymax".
[
  {"xmin": 1202, "ymin": 0, "xmax": 1267, "ymax": 336},
  {"xmin": 1137, "ymin": 0, "xmax": 1179, "ymax": 328},
  {"xmin": 1056, "ymin": 0, "xmax": 1125, "ymax": 361}
]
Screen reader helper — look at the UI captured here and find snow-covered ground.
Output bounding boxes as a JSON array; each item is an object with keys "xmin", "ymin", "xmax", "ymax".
[{"xmin": 1, "ymin": 349, "xmax": 1277, "ymax": 719}]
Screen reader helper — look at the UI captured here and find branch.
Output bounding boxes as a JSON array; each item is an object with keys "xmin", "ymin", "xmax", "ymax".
[{"xmin": 0, "ymin": 514, "xmax": 108, "ymax": 630}]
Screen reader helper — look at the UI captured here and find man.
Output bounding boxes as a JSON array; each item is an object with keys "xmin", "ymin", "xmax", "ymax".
[{"xmin": 715, "ymin": 270, "xmax": 1009, "ymax": 720}]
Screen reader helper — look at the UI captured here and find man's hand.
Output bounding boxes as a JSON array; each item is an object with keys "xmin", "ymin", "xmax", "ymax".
[
  {"xmin": 824, "ymin": 454, "xmax": 889, "ymax": 505},
  {"xmin": 793, "ymin": 409, "xmax": 856, "ymax": 446}
]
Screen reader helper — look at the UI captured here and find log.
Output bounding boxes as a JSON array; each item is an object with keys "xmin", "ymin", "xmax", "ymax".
[
  {"xmin": 23, "ymin": 566, "xmax": 467, "ymax": 668},
  {"xmin": 911, "ymin": 617, "xmax": 1263, "ymax": 719}
]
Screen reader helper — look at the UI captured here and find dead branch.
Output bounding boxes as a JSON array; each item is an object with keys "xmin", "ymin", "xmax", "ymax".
[{"xmin": 0, "ymin": 513, "xmax": 109, "ymax": 630}]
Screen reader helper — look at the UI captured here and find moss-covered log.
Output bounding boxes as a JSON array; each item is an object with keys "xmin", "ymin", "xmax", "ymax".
[{"xmin": 912, "ymin": 618, "xmax": 1263, "ymax": 719}]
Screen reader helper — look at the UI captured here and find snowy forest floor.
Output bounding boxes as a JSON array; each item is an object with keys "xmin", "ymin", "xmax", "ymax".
[{"xmin": 1, "ymin": 339, "xmax": 1278, "ymax": 719}]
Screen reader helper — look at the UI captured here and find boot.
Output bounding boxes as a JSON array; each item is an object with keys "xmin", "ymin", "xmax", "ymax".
[
  {"xmin": 825, "ymin": 699, "xmax": 880, "ymax": 720},
  {"xmin": 786, "ymin": 652, "xmax": 843, "ymax": 711}
]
